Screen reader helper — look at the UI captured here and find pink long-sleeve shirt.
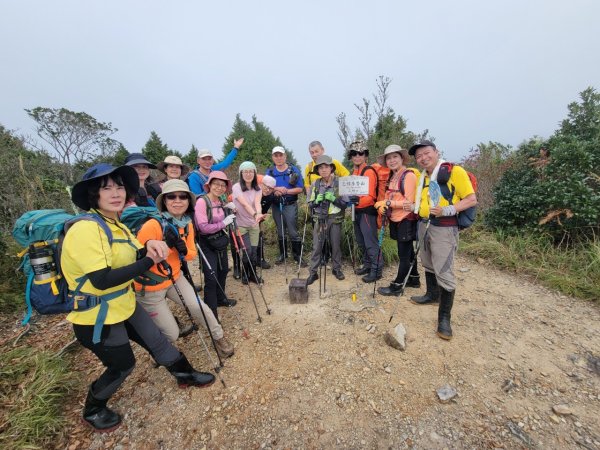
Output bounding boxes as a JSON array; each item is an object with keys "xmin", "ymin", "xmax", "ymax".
[{"xmin": 194, "ymin": 196, "xmax": 227, "ymax": 235}]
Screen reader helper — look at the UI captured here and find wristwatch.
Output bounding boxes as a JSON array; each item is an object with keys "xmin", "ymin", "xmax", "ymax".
[{"xmin": 386, "ymin": 200, "xmax": 391, "ymax": 207}]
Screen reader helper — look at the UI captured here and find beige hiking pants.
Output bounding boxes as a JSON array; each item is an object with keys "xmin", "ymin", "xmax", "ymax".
[{"xmin": 136, "ymin": 274, "xmax": 223, "ymax": 343}]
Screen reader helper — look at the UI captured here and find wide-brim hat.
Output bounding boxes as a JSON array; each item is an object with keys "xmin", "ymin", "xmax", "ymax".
[
  {"xmin": 157, "ymin": 155, "xmax": 190, "ymax": 176},
  {"xmin": 72, "ymin": 163, "xmax": 139, "ymax": 211},
  {"xmin": 312, "ymin": 155, "xmax": 335, "ymax": 175},
  {"xmin": 377, "ymin": 145, "xmax": 409, "ymax": 168},
  {"xmin": 156, "ymin": 179, "xmax": 196, "ymax": 212},
  {"xmin": 408, "ymin": 140, "xmax": 436, "ymax": 156},
  {"xmin": 124, "ymin": 153, "xmax": 157, "ymax": 169},
  {"xmin": 203, "ymin": 170, "xmax": 231, "ymax": 193}
]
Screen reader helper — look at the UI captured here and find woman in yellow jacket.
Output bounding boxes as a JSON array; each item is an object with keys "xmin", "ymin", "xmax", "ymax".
[
  {"xmin": 63, "ymin": 164, "xmax": 214, "ymax": 433},
  {"xmin": 134, "ymin": 179, "xmax": 234, "ymax": 358}
]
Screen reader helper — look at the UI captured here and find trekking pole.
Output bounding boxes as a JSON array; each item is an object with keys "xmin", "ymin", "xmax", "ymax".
[
  {"xmin": 388, "ymin": 219, "xmax": 430, "ymax": 323},
  {"xmin": 258, "ymin": 223, "xmax": 264, "ymax": 282},
  {"xmin": 278, "ymin": 200, "xmax": 288, "ymax": 284},
  {"xmin": 194, "ymin": 242, "xmax": 250, "ymax": 339},
  {"xmin": 229, "ymin": 225, "xmax": 262, "ymax": 323},
  {"xmin": 373, "ymin": 214, "xmax": 388, "ymax": 299},
  {"xmin": 318, "ymin": 218, "xmax": 325, "ymax": 297},
  {"xmin": 175, "ymin": 258, "xmax": 225, "ymax": 367},
  {"xmin": 234, "ymin": 223, "xmax": 272, "ymax": 315},
  {"xmin": 347, "ymin": 205, "xmax": 360, "ymax": 302},
  {"xmin": 297, "ymin": 204, "xmax": 309, "ymax": 278},
  {"xmin": 159, "ymin": 262, "xmax": 226, "ymax": 387}
]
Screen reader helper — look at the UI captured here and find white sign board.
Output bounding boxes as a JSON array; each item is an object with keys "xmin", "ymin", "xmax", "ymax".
[{"xmin": 338, "ymin": 176, "xmax": 370, "ymax": 196}]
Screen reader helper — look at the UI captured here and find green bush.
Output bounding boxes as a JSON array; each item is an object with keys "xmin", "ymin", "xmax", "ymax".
[{"xmin": 485, "ymin": 88, "xmax": 600, "ymax": 243}]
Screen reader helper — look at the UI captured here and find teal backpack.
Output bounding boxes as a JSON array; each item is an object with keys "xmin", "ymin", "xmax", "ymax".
[
  {"xmin": 120, "ymin": 206, "xmax": 164, "ymax": 235},
  {"xmin": 13, "ymin": 209, "xmax": 135, "ymax": 343}
]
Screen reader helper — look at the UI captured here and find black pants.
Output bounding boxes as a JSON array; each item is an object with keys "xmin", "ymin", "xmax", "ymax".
[
  {"xmin": 199, "ymin": 240, "xmax": 228, "ymax": 320},
  {"xmin": 393, "ymin": 239, "xmax": 418, "ymax": 284},
  {"xmin": 73, "ymin": 303, "xmax": 180, "ymax": 401}
]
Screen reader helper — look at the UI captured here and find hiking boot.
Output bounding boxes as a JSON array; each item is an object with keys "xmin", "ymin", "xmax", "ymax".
[
  {"xmin": 249, "ymin": 266, "xmax": 263, "ymax": 284},
  {"xmin": 217, "ymin": 297, "xmax": 237, "ymax": 307},
  {"xmin": 410, "ymin": 272, "xmax": 440, "ymax": 305},
  {"xmin": 378, "ymin": 282, "xmax": 403, "ymax": 296},
  {"xmin": 215, "ymin": 337, "xmax": 234, "ymax": 358},
  {"xmin": 82, "ymin": 388, "xmax": 121, "ymax": 433},
  {"xmin": 275, "ymin": 239, "xmax": 286, "ymax": 264},
  {"xmin": 260, "ymin": 259, "xmax": 271, "ymax": 269},
  {"xmin": 167, "ymin": 354, "xmax": 215, "ymax": 388},
  {"xmin": 306, "ymin": 272, "xmax": 318, "ymax": 285},
  {"xmin": 258, "ymin": 233, "xmax": 270, "ymax": 269},
  {"xmin": 406, "ymin": 275, "xmax": 421, "ymax": 288},
  {"xmin": 355, "ymin": 266, "xmax": 370, "ymax": 276},
  {"xmin": 361, "ymin": 271, "xmax": 381, "ymax": 283},
  {"xmin": 437, "ymin": 288, "xmax": 455, "ymax": 340},
  {"xmin": 178, "ymin": 322, "xmax": 195, "ymax": 338},
  {"xmin": 332, "ymin": 268, "xmax": 345, "ymax": 280}
]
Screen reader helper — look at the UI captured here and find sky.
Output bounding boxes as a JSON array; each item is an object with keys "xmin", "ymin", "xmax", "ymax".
[{"xmin": 2, "ymin": 0, "xmax": 599, "ymax": 169}]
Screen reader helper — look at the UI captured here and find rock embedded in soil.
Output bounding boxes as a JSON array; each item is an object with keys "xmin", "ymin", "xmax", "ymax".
[
  {"xmin": 552, "ymin": 404, "xmax": 573, "ymax": 415},
  {"xmin": 436, "ymin": 385, "xmax": 458, "ymax": 403},
  {"xmin": 384, "ymin": 323, "xmax": 407, "ymax": 351}
]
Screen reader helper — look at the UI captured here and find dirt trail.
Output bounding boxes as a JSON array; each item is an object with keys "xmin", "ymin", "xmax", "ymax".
[{"xmin": 32, "ymin": 255, "xmax": 600, "ymax": 449}]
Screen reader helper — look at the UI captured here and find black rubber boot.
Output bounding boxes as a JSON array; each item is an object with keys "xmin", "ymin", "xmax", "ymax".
[
  {"xmin": 410, "ymin": 272, "xmax": 440, "ymax": 305},
  {"xmin": 232, "ymin": 251, "xmax": 241, "ymax": 280},
  {"xmin": 306, "ymin": 272, "xmax": 318, "ymax": 285},
  {"xmin": 275, "ymin": 239, "xmax": 286, "ymax": 264},
  {"xmin": 437, "ymin": 288, "xmax": 455, "ymax": 340},
  {"xmin": 378, "ymin": 282, "xmax": 404, "ymax": 296},
  {"xmin": 355, "ymin": 266, "xmax": 370, "ymax": 275},
  {"xmin": 82, "ymin": 387, "xmax": 122, "ymax": 433},
  {"xmin": 166, "ymin": 353, "xmax": 215, "ymax": 388},
  {"xmin": 406, "ymin": 275, "xmax": 421, "ymax": 288}
]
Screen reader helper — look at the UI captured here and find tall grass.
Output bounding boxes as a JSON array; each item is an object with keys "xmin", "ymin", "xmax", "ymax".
[
  {"xmin": 460, "ymin": 226, "xmax": 600, "ymax": 301},
  {"xmin": 0, "ymin": 346, "xmax": 77, "ymax": 450}
]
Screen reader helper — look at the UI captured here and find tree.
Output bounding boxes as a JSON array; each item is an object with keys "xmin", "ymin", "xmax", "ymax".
[
  {"xmin": 141, "ymin": 131, "xmax": 180, "ymax": 165},
  {"xmin": 337, "ymin": 76, "xmax": 431, "ymax": 167},
  {"xmin": 25, "ymin": 107, "xmax": 119, "ymax": 183},
  {"xmin": 182, "ymin": 144, "xmax": 199, "ymax": 168},
  {"xmin": 222, "ymin": 114, "xmax": 297, "ymax": 171}
]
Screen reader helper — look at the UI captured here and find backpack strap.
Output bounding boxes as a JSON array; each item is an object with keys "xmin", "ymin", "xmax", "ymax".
[
  {"xmin": 437, "ymin": 163, "xmax": 456, "ymax": 205},
  {"xmin": 359, "ymin": 165, "xmax": 379, "ymax": 197}
]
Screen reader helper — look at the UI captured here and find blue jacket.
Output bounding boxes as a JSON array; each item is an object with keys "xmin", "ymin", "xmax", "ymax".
[{"xmin": 187, "ymin": 147, "xmax": 239, "ymax": 195}]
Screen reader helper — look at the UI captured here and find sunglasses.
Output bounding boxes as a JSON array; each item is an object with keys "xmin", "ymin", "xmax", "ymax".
[
  {"xmin": 165, "ymin": 194, "xmax": 189, "ymax": 201},
  {"xmin": 349, "ymin": 151, "xmax": 367, "ymax": 157}
]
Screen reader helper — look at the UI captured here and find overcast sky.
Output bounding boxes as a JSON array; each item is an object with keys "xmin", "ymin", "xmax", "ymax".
[{"xmin": 2, "ymin": 0, "xmax": 599, "ymax": 168}]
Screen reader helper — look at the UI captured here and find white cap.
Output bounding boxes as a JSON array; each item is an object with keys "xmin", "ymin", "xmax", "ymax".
[
  {"xmin": 272, "ymin": 146, "xmax": 285, "ymax": 154},
  {"xmin": 197, "ymin": 149, "xmax": 213, "ymax": 159}
]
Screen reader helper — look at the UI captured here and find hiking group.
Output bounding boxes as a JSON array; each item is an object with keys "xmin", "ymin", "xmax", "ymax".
[{"xmin": 13, "ymin": 137, "xmax": 476, "ymax": 433}]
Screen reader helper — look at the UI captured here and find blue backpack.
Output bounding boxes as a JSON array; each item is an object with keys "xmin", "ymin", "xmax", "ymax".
[{"xmin": 12, "ymin": 210, "xmax": 132, "ymax": 337}]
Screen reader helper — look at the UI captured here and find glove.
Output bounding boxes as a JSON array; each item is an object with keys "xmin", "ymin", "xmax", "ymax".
[
  {"xmin": 314, "ymin": 193, "xmax": 324, "ymax": 205},
  {"xmin": 374, "ymin": 200, "xmax": 388, "ymax": 214},
  {"xmin": 348, "ymin": 196, "xmax": 359, "ymax": 205},
  {"xmin": 324, "ymin": 191, "xmax": 336, "ymax": 202},
  {"xmin": 224, "ymin": 202, "xmax": 236, "ymax": 211},
  {"xmin": 174, "ymin": 238, "xmax": 188, "ymax": 256},
  {"xmin": 223, "ymin": 214, "xmax": 236, "ymax": 226},
  {"xmin": 163, "ymin": 225, "xmax": 180, "ymax": 248}
]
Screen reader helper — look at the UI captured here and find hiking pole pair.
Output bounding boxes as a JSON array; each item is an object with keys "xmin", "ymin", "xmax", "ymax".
[
  {"xmin": 373, "ymin": 214, "xmax": 389, "ymax": 299},
  {"xmin": 317, "ymin": 216, "xmax": 330, "ymax": 298},
  {"xmin": 231, "ymin": 220, "xmax": 272, "ymax": 315},
  {"xmin": 193, "ymin": 242, "xmax": 250, "ymax": 339},
  {"xmin": 388, "ymin": 217, "xmax": 431, "ymax": 323},
  {"xmin": 159, "ymin": 262, "xmax": 226, "ymax": 387},
  {"xmin": 229, "ymin": 224, "xmax": 263, "ymax": 323}
]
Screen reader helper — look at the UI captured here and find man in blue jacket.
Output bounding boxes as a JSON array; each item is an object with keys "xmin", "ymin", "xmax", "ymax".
[{"xmin": 187, "ymin": 138, "xmax": 244, "ymax": 195}]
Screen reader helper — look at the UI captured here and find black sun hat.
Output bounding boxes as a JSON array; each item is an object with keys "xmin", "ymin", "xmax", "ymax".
[{"xmin": 71, "ymin": 163, "xmax": 139, "ymax": 211}]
